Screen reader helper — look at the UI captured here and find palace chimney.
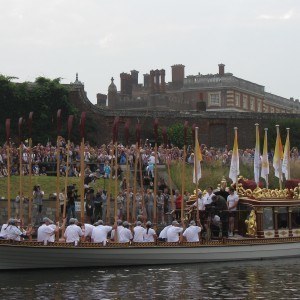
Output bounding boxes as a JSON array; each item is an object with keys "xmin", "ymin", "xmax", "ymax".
[{"xmin": 218, "ymin": 63, "xmax": 225, "ymax": 76}]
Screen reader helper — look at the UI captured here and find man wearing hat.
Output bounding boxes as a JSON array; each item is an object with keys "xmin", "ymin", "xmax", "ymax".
[
  {"xmin": 110, "ymin": 219, "xmax": 124, "ymax": 242},
  {"xmin": 166, "ymin": 220, "xmax": 183, "ymax": 242},
  {"xmin": 91, "ymin": 220, "xmax": 112, "ymax": 245},
  {"xmin": 37, "ymin": 217, "xmax": 58, "ymax": 244},
  {"xmin": 64, "ymin": 218, "xmax": 83, "ymax": 245},
  {"xmin": 143, "ymin": 221, "xmax": 157, "ymax": 242},
  {"xmin": 3, "ymin": 219, "xmax": 27, "ymax": 241},
  {"xmin": 183, "ymin": 220, "xmax": 202, "ymax": 242}
]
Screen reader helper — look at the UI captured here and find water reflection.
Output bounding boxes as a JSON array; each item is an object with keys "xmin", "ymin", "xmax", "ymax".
[{"xmin": 1, "ymin": 258, "xmax": 300, "ymax": 299}]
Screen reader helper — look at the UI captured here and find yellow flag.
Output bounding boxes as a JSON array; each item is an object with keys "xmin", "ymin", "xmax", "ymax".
[
  {"xmin": 273, "ymin": 125, "xmax": 284, "ymax": 179},
  {"xmin": 193, "ymin": 129, "xmax": 202, "ymax": 184}
]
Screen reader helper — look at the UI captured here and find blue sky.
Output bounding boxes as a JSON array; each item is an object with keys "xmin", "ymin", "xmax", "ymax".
[{"xmin": 1, "ymin": 0, "xmax": 299, "ymax": 103}]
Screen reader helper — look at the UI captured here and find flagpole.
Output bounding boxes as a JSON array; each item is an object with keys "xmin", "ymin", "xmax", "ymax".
[
  {"xmin": 254, "ymin": 123, "xmax": 260, "ymax": 186},
  {"xmin": 132, "ymin": 143, "xmax": 138, "ymax": 223},
  {"xmin": 194, "ymin": 127, "xmax": 200, "ymax": 226},
  {"xmin": 181, "ymin": 121, "xmax": 188, "ymax": 228},
  {"xmin": 153, "ymin": 119, "xmax": 159, "ymax": 228},
  {"xmin": 264, "ymin": 128, "xmax": 269, "ymax": 189},
  {"xmin": 276, "ymin": 125, "xmax": 283, "ymax": 190},
  {"xmin": 106, "ymin": 146, "xmax": 113, "ymax": 224},
  {"xmin": 79, "ymin": 112, "xmax": 86, "ymax": 224},
  {"xmin": 126, "ymin": 147, "xmax": 130, "ymax": 222},
  {"xmin": 234, "ymin": 127, "xmax": 238, "ymax": 185}
]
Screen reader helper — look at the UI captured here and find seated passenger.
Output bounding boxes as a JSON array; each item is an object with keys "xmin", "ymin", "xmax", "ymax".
[
  {"xmin": 166, "ymin": 220, "xmax": 183, "ymax": 242},
  {"xmin": 91, "ymin": 220, "xmax": 112, "ymax": 245},
  {"xmin": 183, "ymin": 220, "xmax": 202, "ymax": 242}
]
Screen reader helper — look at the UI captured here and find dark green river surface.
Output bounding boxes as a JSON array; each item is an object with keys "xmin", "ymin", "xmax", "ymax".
[{"xmin": 0, "ymin": 258, "xmax": 300, "ymax": 299}]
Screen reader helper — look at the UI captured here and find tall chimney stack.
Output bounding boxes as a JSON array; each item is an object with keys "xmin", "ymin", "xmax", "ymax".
[{"xmin": 218, "ymin": 63, "xmax": 225, "ymax": 76}]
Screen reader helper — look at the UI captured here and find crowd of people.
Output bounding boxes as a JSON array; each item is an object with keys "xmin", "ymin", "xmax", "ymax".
[{"xmin": 1, "ymin": 138, "xmax": 299, "ymax": 178}]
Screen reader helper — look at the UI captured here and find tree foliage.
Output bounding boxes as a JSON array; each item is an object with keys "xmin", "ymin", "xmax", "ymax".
[{"xmin": 0, "ymin": 75, "xmax": 78, "ymax": 144}]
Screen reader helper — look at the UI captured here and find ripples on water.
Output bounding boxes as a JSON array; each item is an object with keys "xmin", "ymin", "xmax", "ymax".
[{"xmin": 1, "ymin": 258, "xmax": 300, "ymax": 299}]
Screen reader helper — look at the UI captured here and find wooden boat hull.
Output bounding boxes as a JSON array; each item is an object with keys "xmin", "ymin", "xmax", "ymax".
[{"xmin": 1, "ymin": 238, "xmax": 300, "ymax": 270}]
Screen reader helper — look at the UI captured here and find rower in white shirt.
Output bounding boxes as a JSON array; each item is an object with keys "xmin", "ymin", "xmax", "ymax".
[
  {"xmin": 81, "ymin": 223, "xmax": 95, "ymax": 242},
  {"xmin": 143, "ymin": 221, "xmax": 157, "ymax": 242},
  {"xmin": 3, "ymin": 219, "xmax": 27, "ymax": 241},
  {"xmin": 118, "ymin": 221, "xmax": 133, "ymax": 243},
  {"xmin": 183, "ymin": 220, "xmax": 202, "ymax": 242},
  {"xmin": 91, "ymin": 220, "xmax": 112, "ymax": 245},
  {"xmin": 159, "ymin": 224, "xmax": 172, "ymax": 241},
  {"xmin": 111, "ymin": 219, "xmax": 124, "ymax": 242},
  {"xmin": 37, "ymin": 217, "xmax": 58, "ymax": 244},
  {"xmin": 64, "ymin": 218, "xmax": 83, "ymax": 245},
  {"xmin": 166, "ymin": 220, "xmax": 183, "ymax": 242},
  {"xmin": 133, "ymin": 221, "xmax": 144, "ymax": 243}
]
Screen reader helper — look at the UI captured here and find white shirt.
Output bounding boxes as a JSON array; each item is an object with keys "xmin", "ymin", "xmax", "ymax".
[
  {"xmin": 48, "ymin": 224, "xmax": 57, "ymax": 242},
  {"xmin": 0, "ymin": 224, "xmax": 8, "ymax": 238},
  {"xmin": 166, "ymin": 226, "xmax": 183, "ymax": 242},
  {"xmin": 37, "ymin": 224, "xmax": 55, "ymax": 244},
  {"xmin": 133, "ymin": 226, "xmax": 144, "ymax": 242},
  {"xmin": 143, "ymin": 228, "xmax": 156, "ymax": 242},
  {"xmin": 203, "ymin": 193, "xmax": 215, "ymax": 206},
  {"xmin": 159, "ymin": 225, "xmax": 171, "ymax": 239},
  {"xmin": 119, "ymin": 227, "xmax": 133, "ymax": 243},
  {"xmin": 4, "ymin": 225, "xmax": 23, "ymax": 241},
  {"xmin": 193, "ymin": 198, "xmax": 205, "ymax": 210},
  {"xmin": 91, "ymin": 225, "xmax": 112, "ymax": 245},
  {"xmin": 183, "ymin": 225, "xmax": 201, "ymax": 242},
  {"xmin": 227, "ymin": 194, "xmax": 239, "ymax": 211},
  {"xmin": 84, "ymin": 224, "xmax": 94, "ymax": 237},
  {"xmin": 64, "ymin": 224, "xmax": 83, "ymax": 243},
  {"xmin": 111, "ymin": 225, "xmax": 124, "ymax": 241}
]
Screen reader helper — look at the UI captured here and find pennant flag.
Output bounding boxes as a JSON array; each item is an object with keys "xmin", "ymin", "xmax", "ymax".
[
  {"xmin": 261, "ymin": 128, "xmax": 269, "ymax": 183},
  {"xmin": 229, "ymin": 127, "xmax": 240, "ymax": 184},
  {"xmin": 193, "ymin": 128, "xmax": 202, "ymax": 184},
  {"xmin": 282, "ymin": 128, "xmax": 291, "ymax": 180},
  {"xmin": 273, "ymin": 125, "xmax": 284, "ymax": 179},
  {"xmin": 254, "ymin": 124, "xmax": 260, "ymax": 185}
]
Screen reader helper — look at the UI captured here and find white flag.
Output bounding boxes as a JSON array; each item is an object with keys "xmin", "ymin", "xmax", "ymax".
[
  {"xmin": 254, "ymin": 124, "xmax": 260, "ymax": 185},
  {"xmin": 261, "ymin": 129, "xmax": 269, "ymax": 182},
  {"xmin": 282, "ymin": 129, "xmax": 290, "ymax": 180}
]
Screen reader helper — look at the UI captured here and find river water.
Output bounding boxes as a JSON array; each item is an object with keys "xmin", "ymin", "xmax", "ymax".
[{"xmin": 0, "ymin": 258, "xmax": 300, "ymax": 299}]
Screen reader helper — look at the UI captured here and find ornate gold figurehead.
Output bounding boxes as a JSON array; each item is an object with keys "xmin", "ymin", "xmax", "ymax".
[{"xmin": 245, "ymin": 210, "xmax": 257, "ymax": 237}]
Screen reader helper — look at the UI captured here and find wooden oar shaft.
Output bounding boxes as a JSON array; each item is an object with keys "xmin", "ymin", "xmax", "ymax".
[
  {"xmin": 106, "ymin": 146, "xmax": 114, "ymax": 224},
  {"xmin": 80, "ymin": 138, "xmax": 85, "ymax": 223},
  {"xmin": 55, "ymin": 138, "xmax": 60, "ymax": 222},
  {"xmin": 7, "ymin": 143, "xmax": 11, "ymax": 220},
  {"xmin": 19, "ymin": 144, "xmax": 23, "ymax": 221},
  {"xmin": 63, "ymin": 140, "xmax": 70, "ymax": 219},
  {"xmin": 181, "ymin": 146, "xmax": 186, "ymax": 227},
  {"xmin": 153, "ymin": 143, "xmax": 158, "ymax": 227},
  {"xmin": 132, "ymin": 144, "xmax": 138, "ymax": 223},
  {"xmin": 28, "ymin": 138, "xmax": 33, "ymax": 224},
  {"xmin": 114, "ymin": 143, "xmax": 118, "ymax": 223},
  {"xmin": 138, "ymin": 150, "xmax": 145, "ymax": 223},
  {"xmin": 126, "ymin": 147, "xmax": 130, "ymax": 222}
]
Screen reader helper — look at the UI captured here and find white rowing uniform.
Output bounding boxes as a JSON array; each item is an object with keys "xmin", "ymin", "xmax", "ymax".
[
  {"xmin": 64, "ymin": 224, "xmax": 83, "ymax": 244},
  {"xmin": 37, "ymin": 224, "xmax": 55, "ymax": 244},
  {"xmin": 159, "ymin": 225, "xmax": 171, "ymax": 239},
  {"xmin": 84, "ymin": 223, "xmax": 95, "ymax": 237},
  {"xmin": 183, "ymin": 225, "xmax": 201, "ymax": 242},
  {"xmin": 166, "ymin": 226, "xmax": 183, "ymax": 242},
  {"xmin": 143, "ymin": 228, "xmax": 156, "ymax": 242},
  {"xmin": 133, "ymin": 225, "xmax": 144, "ymax": 242},
  {"xmin": 119, "ymin": 227, "xmax": 133, "ymax": 243},
  {"xmin": 91, "ymin": 225, "xmax": 112, "ymax": 245}
]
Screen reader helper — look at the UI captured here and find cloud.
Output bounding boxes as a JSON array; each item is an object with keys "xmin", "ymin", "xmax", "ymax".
[
  {"xmin": 97, "ymin": 34, "xmax": 114, "ymax": 49},
  {"xmin": 257, "ymin": 10, "xmax": 294, "ymax": 20}
]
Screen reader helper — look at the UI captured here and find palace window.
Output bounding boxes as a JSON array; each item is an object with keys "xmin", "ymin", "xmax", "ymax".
[
  {"xmin": 208, "ymin": 92, "xmax": 221, "ymax": 106},
  {"xmin": 242, "ymin": 95, "xmax": 248, "ymax": 109},
  {"xmin": 235, "ymin": 94, "xmax": 240, "ymax": 107},
  {"xmin": 250, "ymin": 97, "xmax": 255, "ymax": 111},
  {"xmin": 270, "ymin": 107, "xmax": 275, "ymax": 113},
  {"xmin": 263, "ymin": 207, "xmax": 274, "ymax": 230},
  {"xmin": 257, "ymin": 99, "xmax": 262, "ymax": 112}
]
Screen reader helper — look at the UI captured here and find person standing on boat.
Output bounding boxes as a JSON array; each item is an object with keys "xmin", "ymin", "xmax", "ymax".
[
  {"xmin": 101, "ymin": 190, "xmax": 107, "ymax": 222},
  {"xmin": 145, "ymin": 189, "xmax": 154, "ymax": 222},
  {"xmin": 143, "ymin": 221, "xmax": 157, "ymax": 242},
  {"xmin": 190, "ymin": 191, "xmax": 205, "ymax": 223},
  {"xmin": 133, "ymin": 221, "xmax": 144, "ymax": 242},
  {"xmin": 33, "ymin": 185, "xmax": 44, "ymax": 224},
  {"xmin": 227, "ymin": 187, "xmax": 239, "ymax": 237},
  {"xmin": 37, "ymin": 217, "xmax": 58, "ymax": 245},
  {"xmin": 203, "ymin": 186, "xmax": 215, "ymax": 206},
  {"xmin": 64, "ymin": 218, "xmax": 83, "ymax": 245},
  {"xmin": 166, "ymin": 220, "xmax": 183, "ymax": 243},
  {"xmin": 91, "ymin": 220, "xmax": 112, "ymax": 245},
  {"xmin": 183, "ymin": 220, "xmax": 202, "ymax": 242},
  {"xmin": 211, "ymin": 195, "xmax": 228, "ymax": 238},
  {"xmin": 157, "ymin": 190, "xmax": 165, "ymax": 225},
  {"xmin": 118, "ymin": 221, "xmax": 133, "ymax": 243}
]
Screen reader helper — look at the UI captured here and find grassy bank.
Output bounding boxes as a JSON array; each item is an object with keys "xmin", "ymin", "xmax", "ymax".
[{"xmin": 0, "ymin": 176, "xmax": 119, "ymax": 199}]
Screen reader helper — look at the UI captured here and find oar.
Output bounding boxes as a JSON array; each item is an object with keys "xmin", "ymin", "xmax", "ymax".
[
  {"xmin": 153, "ymin": 119, "xmax": 159, "ymax": 229},
  {"xmin": 113, "ymin": 117, "xmax": 119, "ymax": 242},
  {"xmin": 28, "ymin": 112, "xmax": 33, "ymax": 225},
  {"xmin": 79, "ymin": 112, "xmax": 86, "ymax": 224},
  {"xmin": 55, "ymin": 109, "xmax": 61, "ymax": 225},
  {"xmin": 18, "ymin": 117, "xmax": 23, "ymax": 222},
  {"xmin": 133, "ymin": 122, "xmax": 141, "ymax": 223},
  {"xmin": 181, "ymin": 122, "xmax": 188, "ymax": 228},
  {"xmin": 6, "ymin": 119, "xmax": 11, "ymax": 220},
  {"xmin": 124, "ymin": 121, "xmax": 130, "ymax": 222}
]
